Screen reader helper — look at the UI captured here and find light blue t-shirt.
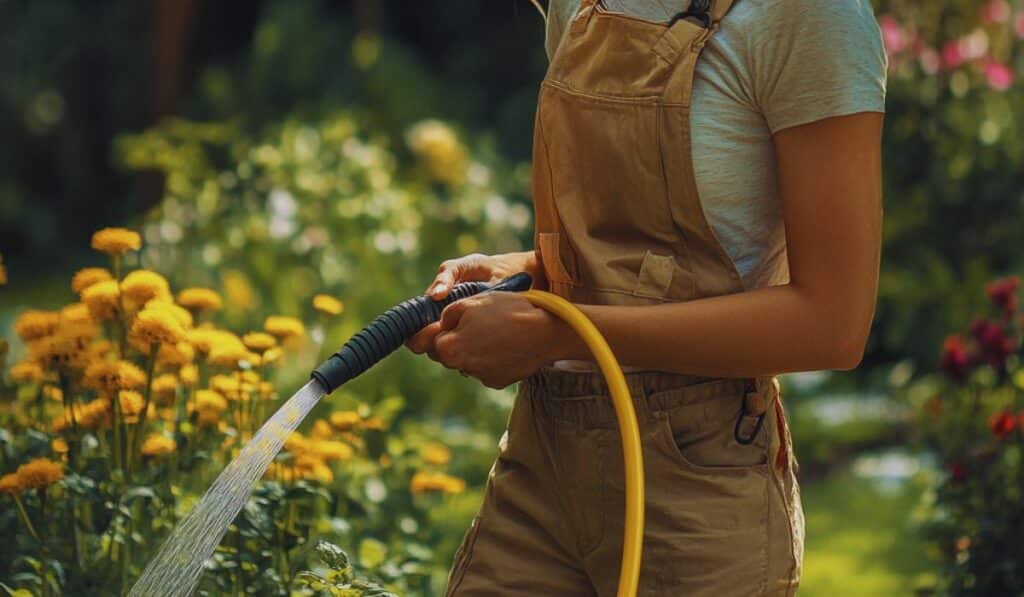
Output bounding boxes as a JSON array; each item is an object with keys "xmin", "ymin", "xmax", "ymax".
[{"xmin": 544, "ymin": 0, "xmax": 888, "ymax": 291}]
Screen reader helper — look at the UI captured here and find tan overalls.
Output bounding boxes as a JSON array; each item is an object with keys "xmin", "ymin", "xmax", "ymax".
[{"xmin": 445, "ymin": 1, "xmax": 804, "ymax": 594}]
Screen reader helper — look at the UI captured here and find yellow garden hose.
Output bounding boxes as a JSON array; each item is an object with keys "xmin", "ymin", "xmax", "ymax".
[{"xmin": 521, "ymin": 289, "xmax": 643, "ymax": 597}]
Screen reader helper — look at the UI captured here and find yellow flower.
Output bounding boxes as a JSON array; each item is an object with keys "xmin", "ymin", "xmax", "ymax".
[
  {"xmin": 312, "ymin": 294, "xmax": 344, "ymax": 317},
  {"xmin": 144, "ymin": 299, "xmax": 194, "ymax": 329},
  {"xmin": 313, "ymin": 440, "xmax": 354, "ymax": 462},
  {"xmin": 406, "ymin": 120, "xmax": 469, "ymax": 186},
  {"xmin": 75, "ymin": 398, "xmax": 113, "ymax": 430},
  {"xmin": 262, "ymin": 347, "xmax": 284, "ymax": 365},
  {"xmin": 119, "ymin": 390, "xmax": 145, "ymax": 424},
  {"xmin": 179, "ymin": 364, "xmax": 199, "ymax": 386},
  {"xmin": 210, "ymin": 374, "xmax": 240, "ymax": 397},
  {"xmin": 155, "ymin": 341, "xmax": 195, "ymax": 368},
  {"xmin": 131, "ymin": 306, "xmax": 186, "ymax": 346},
  {"xmin": 29, "ymin": 325, "xmax": 97, "ymax": 372},
  {"xmin": 294, "ymin": 454, "xmax": 334, "ymax": 484},
  {"xmin": 13, "ymin": 310, "xmax": 60, "ymax": 342},
  {"xmin": 52, "ymin": 438, "xmax": 69, "ymax": 455},
  {"xmin": 329, "ymin": 411, "xmax": 362, "ymax": 432},
  {"xmin": 410, "ymin": 471, "xmax": 466, "ymax": 495},
  {"xmin": 242, "ymin": 332, "xmax": 277, "ymax": 352},
  {"xmin": 81, "ymin": 279, "xmax": 121, "ymax": 321},
  {"xmin": 91, "ymin": 227, "xmax": 141, "ymax": 256},
  {"xmin": 258, "ymin": 381, "xmax": 275, "ymax": 400},
  {"xmin": 188, "ymin": 328, "xmax": 241, "ymax": 354},
  {"xmin": 177, "ymin": 287, "xmax": 223, "ymax": 312},
  {"xmin": 194, "ymin": 389, "xmax": 228, "ymax": 416},
  {"xmin": 284, "ymin": 432, "xmax": 309, "ymax": 454},
  {"xmin": 0, "ymin": 472, "xmax": 22, "ymax": 496},
  {"xmin": 208, "ymin": 343, "xmax": 250, "ymax": 369},
  {"xmin": 16, "ymin": 457, "xmax": 64, "ymax": 490},
  {"xmin": 121, "ymin": 270, "xmax": 171, "ymax": 307},
  {"xmin": 141, "ymin": 434, "xmax": 176, "ymax": 457},
  {"xmin": 264, "ymin": 316, "xmax": 305, "ymax": 340},
  {"xmin": 83, "ymin": 360, "xmax": 147, "ymax": 393},
  {"xmin": 44, "ymin": 386, "xmax": 63, "ymax": 402},
  {"xmin": 311, "ymin": 419, "xmax": 333, "ymax": 439},
  {"xmin": 71, "ymin": 268, "xmax": 113, "ymax": 294},
  {"xmin": 421, "ymin": 442, "xmax": 451, "ymax": 466},
  {"xmin": 60, "ymin": 302, "xmax": 93, "ymax": 325},
  {"xmin": 151, "ymin": 374, "xmax": 179, "ymax": 406},
  {"xmin": 362, "ymin": 416, "xmax": 386, "ymax": 431},
  {"xmin": 9, "ymin": 361, "xmax": 45, "ymax": 383}
]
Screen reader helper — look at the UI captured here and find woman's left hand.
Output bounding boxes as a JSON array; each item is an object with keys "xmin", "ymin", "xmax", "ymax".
[{"xmin": 425, "ymin": 292, "xmax": 562, "ymax": 389}]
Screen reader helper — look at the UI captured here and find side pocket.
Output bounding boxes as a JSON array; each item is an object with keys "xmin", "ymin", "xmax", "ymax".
[
  {"xmin": 633, "ymin": 250, "xmax": 676, "ymax": 298},
  {"xmin": 444, "ymin": 516, "xmax": 482, "ymax": 596},
  {"xmin": 654, "ymin": 392, "xmax": 770, "ymax": 474},
  {"xmin": 537, "ymin": 232, "xmax": 575, "ymax": 285}
]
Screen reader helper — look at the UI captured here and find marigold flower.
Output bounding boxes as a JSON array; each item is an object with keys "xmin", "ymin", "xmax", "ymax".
[
  {"xmin": 410, "ymin": 471, "xmax": 466, "ymax": 495},
  {"xmin": 29, "ymin": 325, "xmax": 97, "ymax": 372},
  {"xmin": 242, "ymin": 332, "xmax": 277, "ymax": 352},
  {"xmin": 421, "ymin": 442, "xmax": 451, "ymax": 466},
  {"xmin": 406, "ymin": 120, "xmax": 468, "ymax": 186},
  {"xmin": 44, "ymin": 386, "xmax": 63, "ymax": 402},
  {"xmin": 144, "ymin": 299, "xmax": 194, "ymax": 329},
  {"xmin": 83, "ymin": 360, "xmax": 147, "ymax": 392},
  {"xmin": 313, "ymin": 440, "xmax": 354, "ymax": 462},
  {"xmin": 362, "ymin": 416, "xmax": 386, "ymax": 431},
  {"xmin": 152, "ymin": 373, "xmax": 179, "ymax": 406},
  {"xmin": 16, "ymin": 457, "xmax": 64, "ymax": 490},
  {"xmin": 294, "ymin": 454, "xmax": 334, "ymax": 484},
  {"xmin": 77, "ymin": 398, "xmax": 113, "ymax": 430},
  {"xmin": 0, "ymin": 473, "xmax": 22, "ymax": 496},
  {"xmin": 188, "ymin": 328, "xmax": 242, "ymax": 354},
  {"xmin": 132, "ymin": 306, "xmax": 187, "ymax": 346},
  {"xmin": 210, "ymin": 374, "xmax": 241, "ymax": 397},
  {"xmin": 155, "ymin": 341, "xmax": 195, "ymax": 367},
  {"xmin": 119, "ymin": 390, "xmax": 146, "ymax": 424},
  {"xmin": 312, "ymin": 294, "xmax": 344, "ymax": 317},
  {"xmin": 329, "ymin": 410, "xmax": 362, "ymax": 431},
  {"xmin": 13, "ymin": 310, "xmax": 60, "ymax": 342},
  {"xmin": 60, "ymin": 302, "xmax": 94, "ymax": 325},
  {"xmin": 194, "ymin": 389, "xmax": 228, "ymax": 416},
  {"xmin": 262, "ymin": 347, "xmax": 284, "ymax": 365},
  {"xmin": 52, "ymin": 438, "xmax": 69, "ymax": 455},
  {"xmin": 141, "ymin": 434, "xmax": 176, "ymax": 457},
  {"xmin": 989, "ymin": 409, "xmax": 1017, "ymax": 439},
  {"xmin": 179, "ymin": 364, "xmax": 199, "ymax": 386},
  {"xmin": 264, "ymin": 316, "xmax": 305, "ymax": 340},
  {"xmin": 177, "ymin": 287, "xmax": 223, "ymax": 312},
  {"xmin": 121, "ymin": 270, "xmax": 171, "ymax": 307},
  {"xmin": 71, "ymin": 268, "xmax": 113, "ymax": 294},
  {"xmin": 82, "ymin": 279, "xmax": 121, "ymax": 321},
  {"xmin": 208, "ymin": 343, "xmax": 250, "ymax": 368},
  {"xmin": 91, "ymin": 227, "xmax": 141, "ymax": 256},
  {"xmin": 9, "ymin": 361, "xmax": 45, "ymax": 383},
  {"xmin": 311, "ymin": 419, "xmax": 333, "ymax": 439}
]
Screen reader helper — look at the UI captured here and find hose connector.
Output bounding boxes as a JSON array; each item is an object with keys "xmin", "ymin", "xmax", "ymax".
[{"xmin": 310, "ymin": 272, "xmax": 533, "ymax": 394}]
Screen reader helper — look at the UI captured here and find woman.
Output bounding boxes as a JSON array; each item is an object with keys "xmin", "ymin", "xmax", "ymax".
[{"xmin": 407, "ymin": 0, "xmax": 886, "ymax": 594}]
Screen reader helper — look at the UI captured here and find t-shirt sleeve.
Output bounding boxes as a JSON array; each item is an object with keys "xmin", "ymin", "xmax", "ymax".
[{"xmin": 749, "ymin": 0, "xmax": 889, "ymax": 134}]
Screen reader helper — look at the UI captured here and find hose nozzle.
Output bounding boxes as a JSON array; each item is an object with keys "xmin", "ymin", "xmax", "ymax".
[{"xmin": 310, "ymin": 272, "xmax": 533, "ymax": 394}]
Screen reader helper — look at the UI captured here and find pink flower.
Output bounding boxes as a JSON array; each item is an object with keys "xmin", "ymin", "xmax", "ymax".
[
  {"xmin": 918, "ymin": 47, "xmax": 940, "ymax": 75},
  {"xmin": 1015, "ymin": 13, "xmax": 1024, "ymax": 39},
  {"xmin": 984, "ymin": 60, "xmax": 1014, "ymax": 91},
  {"xmin": 879, "ymin": 15, "xmax": 908, "ymax": 55},
  {"xmin": 942, "ymin": 40, "xmax": 965, "ymax": 70},
  {"xmin": 981, "ymin": 0, "xmax": 1011, "ymax": 24}
]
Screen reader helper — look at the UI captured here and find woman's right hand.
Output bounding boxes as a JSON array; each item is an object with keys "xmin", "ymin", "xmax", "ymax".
[{"xmin": 405, "ymin": 251, "xmax": 537, "ymax": 356}]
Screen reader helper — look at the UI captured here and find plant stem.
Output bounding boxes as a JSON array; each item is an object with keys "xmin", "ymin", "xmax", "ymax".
[{"xmin": 13, "ymin": 494, "xmax": 42, "ymax": 543}]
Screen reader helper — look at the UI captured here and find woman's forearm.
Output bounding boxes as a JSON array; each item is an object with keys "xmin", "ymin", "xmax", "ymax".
[{"xmin": 545, "ymin": 283, "xmax": 871, "ymax": 377}]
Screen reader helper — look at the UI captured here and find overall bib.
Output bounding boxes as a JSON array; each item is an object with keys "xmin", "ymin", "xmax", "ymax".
[{"xmin": 445, "ymin": 1, "xmax": 804, "ymax": 594}]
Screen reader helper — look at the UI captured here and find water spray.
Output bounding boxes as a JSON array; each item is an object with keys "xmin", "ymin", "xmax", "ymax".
[{"xmin": 131, "ymin": 272, "xmax": 644, "ymax": 597}]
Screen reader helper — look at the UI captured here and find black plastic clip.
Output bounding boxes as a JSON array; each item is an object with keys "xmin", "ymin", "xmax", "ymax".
[{"xmin": 669, "ymin": 0, "xmax": 712, "ymax": 28}]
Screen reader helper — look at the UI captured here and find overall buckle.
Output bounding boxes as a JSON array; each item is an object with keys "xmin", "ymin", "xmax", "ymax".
[{"xmin": 734, "ymin": 377, "xmax": 767, "ymax": 445}]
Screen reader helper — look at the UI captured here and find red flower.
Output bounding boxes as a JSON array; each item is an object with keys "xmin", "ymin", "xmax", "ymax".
[
  {"xmin": 950, "ymin": 460, "xmax": 968, "ymax": 484},
  {"xmin": 985, "ymin": 275, "xmax": 1020, "ymax": 317},
  {"xmin": 988, "ymin": 409, "xmax": 1017, "ymax": 439},
  {"xmin": 969, "ymin": 318, "xmax": 1016, "ymax": 371},
  {"xmin": 939, "ymin": 334, "xmax": 973, "ymax": 381}
]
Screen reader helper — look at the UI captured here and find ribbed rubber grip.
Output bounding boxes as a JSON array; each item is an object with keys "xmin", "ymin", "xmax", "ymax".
[{"xmin": 310, "ymin": 272, "xmax": 532, "ymax": 394}]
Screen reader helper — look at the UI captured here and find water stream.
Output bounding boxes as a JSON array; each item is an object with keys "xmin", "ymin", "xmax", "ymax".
[{"xmin": 128, "ymin": 380, "xmax": 326, "ymax": 597}]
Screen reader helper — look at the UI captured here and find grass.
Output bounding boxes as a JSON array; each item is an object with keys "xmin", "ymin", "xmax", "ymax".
[{"xmin": 800, "ymin": 472, "xmax": 938, "ymax": 596}]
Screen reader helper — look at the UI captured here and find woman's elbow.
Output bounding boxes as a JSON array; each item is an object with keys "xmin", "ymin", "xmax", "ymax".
[{"xmin": 826, "ymin": 309, "xmax": 874, "ymax": 371}]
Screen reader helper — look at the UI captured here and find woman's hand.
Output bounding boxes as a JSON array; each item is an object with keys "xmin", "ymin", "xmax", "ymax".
[
  {"xmin": 427, "ymin": 291, "xmax": 562, "ymax": 389},
  {"xmin": 405, "ymin": 251, "xmax": 539, "ymax": 355}
]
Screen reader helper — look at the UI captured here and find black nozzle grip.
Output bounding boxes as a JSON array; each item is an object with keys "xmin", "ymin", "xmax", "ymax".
[{"xmin": 310, "ymin": 272, "xmax": 533, "ymax": 393}]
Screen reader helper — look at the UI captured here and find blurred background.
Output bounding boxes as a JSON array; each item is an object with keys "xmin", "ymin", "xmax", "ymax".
[{"xmin": 2, "ymin": 1, "xmax": 1024, "ymax": 595}]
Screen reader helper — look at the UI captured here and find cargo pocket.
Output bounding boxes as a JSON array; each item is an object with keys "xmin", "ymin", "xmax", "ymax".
[
  {"xmin": 444, "ymin": 516, "xmax": 482, "ymax": 596},
  {"xmin": 633, "ymin": 250, "xmax": 676, "ymax": 299}
]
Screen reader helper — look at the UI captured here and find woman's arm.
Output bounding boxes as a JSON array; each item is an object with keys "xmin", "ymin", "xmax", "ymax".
[{"xmin": 431, "ymin": 111, "xmax": 883, "ymax": 387}]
